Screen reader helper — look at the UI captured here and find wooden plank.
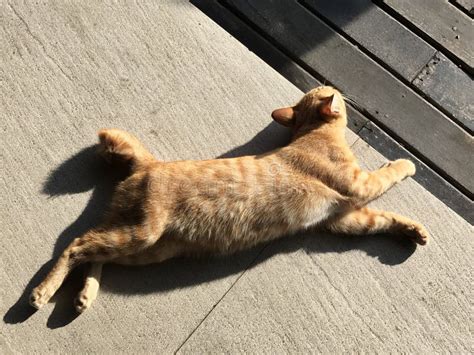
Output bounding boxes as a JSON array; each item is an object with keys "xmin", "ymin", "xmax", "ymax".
[
  {"xmin": 413, "ymin": 52, "xmax": 474, "ymax": 132},
  {"xmin": 304, "ymin": 0, "xmax": 472, "ymax": 133},
  {"xmin": 453, "ymin": 0, "xmax": 474, "ymax": 16},
  {"xmin": 224, "ymin": 0, "xmax": 474, "ymax": 196},
  {"xmin": 379, "ymin": 0, "xmax": 474, "ymax": 73},
  {"xmin": 302, "ymin": 0, "xmax": 436, "ymax": 80}
]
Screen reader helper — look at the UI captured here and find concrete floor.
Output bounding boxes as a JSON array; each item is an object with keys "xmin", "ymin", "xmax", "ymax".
[{"xmin": 1, "ymin": 1, "xmax": 472, "ymax": 353}]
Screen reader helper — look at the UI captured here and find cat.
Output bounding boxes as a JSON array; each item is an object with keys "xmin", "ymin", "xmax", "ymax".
[{"xmin": 30, "ymin": 86, "xmax": 429, "ymax": 313}]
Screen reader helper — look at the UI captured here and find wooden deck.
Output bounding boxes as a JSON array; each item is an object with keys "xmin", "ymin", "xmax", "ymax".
[{"xmin": 193, "ymin": 0, "xmax": 473, "ymax": 224}]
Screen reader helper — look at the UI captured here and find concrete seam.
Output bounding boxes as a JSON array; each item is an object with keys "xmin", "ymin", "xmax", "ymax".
[{"xmin": 174, "ymin": 244, "xmax": 269, "ymax": 354}]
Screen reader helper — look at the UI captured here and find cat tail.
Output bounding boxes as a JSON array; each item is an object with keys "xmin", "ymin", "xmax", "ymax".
[{"xmin": 97, "ymin": 129, "xmax": 156, "ymax": 171}]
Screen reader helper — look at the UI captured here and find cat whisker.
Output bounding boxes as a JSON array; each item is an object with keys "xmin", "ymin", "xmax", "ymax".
[{"xmin": 342, "ymin": 94, "xmax": 364, "ymax": 111}]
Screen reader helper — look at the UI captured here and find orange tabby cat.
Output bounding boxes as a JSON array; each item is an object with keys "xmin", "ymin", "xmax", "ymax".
[{"xmin": 30, "ymin": 86, "xmax": 429, "ymax": 313}]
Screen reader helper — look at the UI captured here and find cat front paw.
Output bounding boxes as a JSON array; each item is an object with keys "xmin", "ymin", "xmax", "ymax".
[
  {"xmin": 386, "ymin": 159, "xmax": 416, "ymax": 179},
  {"xmin": 403, "ymin": 223, "xmax": 429, "ymax": 245}
]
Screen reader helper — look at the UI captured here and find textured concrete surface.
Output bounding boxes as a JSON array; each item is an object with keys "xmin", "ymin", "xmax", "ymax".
[
  {"xmin": 0, "ymin": 1, "xmax": 471, "ymax": 353},
  {"xmin": 179, "ymin": 141, "xmax": 473, "ymax": 353}
]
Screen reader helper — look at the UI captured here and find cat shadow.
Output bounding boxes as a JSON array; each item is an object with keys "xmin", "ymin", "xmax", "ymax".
[
  {"xmin": 3, "ymin": 122, "xmax": 416, "ymax": 329},
  {"xmin": 102, "ymin": 232, "xmax": 415, "ymax": 297},
  {"xmin": 3, "ymin": 145, "xmax": 129, "ymax": 327}
]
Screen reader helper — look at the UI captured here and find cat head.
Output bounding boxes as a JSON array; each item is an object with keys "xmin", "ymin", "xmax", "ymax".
[{"xmin": 271, "ymin": 86, "xmax": 347, "ymax": 132}]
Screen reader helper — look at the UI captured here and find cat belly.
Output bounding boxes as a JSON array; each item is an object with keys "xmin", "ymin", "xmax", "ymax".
[{"xmin": 299, "ymin": 199, "xmax": 338, "ymax": 229}]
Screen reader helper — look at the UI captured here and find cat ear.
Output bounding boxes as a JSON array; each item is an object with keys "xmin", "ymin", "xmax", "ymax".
[
  {"xmin": 271, "ymin": 107, "xmax": 295, "ymax": 127},
  {"xmin": 320, "ymin": 94, "xmax": 341, "ymax": 118}
]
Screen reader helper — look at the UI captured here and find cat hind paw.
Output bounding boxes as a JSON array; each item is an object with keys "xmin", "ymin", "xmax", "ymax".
[{"xmin": 29, "ymin": 287, "xmax": 53, "ymax": 309}]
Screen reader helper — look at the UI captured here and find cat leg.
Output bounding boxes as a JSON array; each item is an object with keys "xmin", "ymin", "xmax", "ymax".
[
  {"xmin": 74, "ymin": 263, "xmax": 103, "ymax": 313},
  {"xmin": 326, "ymin": 207, "xmax": 429, "ymax": 245},
  {"xmin": 30, "ymin": 224, "xmax": 165, "ymax": 309},
  {"xmin": 74, "ymin": 239, "xmax": 185, "ymax": 312},
  {"xmin": 73, "ymin": 239, "xmax": 187, "ymax": 312},
  {"xmin": 349, "ymin": 159, "xmax": 416, "ymax": 204},
  {"xmin": 97, "ymin": 129, "xmax": 156, "ymax": 169},
  {"xmin": 112, "ymin": 238, "xmax": 187, "ymax": 266}
]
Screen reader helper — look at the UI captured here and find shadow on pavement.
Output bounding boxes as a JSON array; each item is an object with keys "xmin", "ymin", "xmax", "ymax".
[
  {"xmin": 3, "ymin": 122, "xmax": 416, "ymax": 329},
  {"xmin": 3, "ymin": 145, "xmax": 127, "ymax": 328},
  {"xmin": 103, "ymin": 232, "xmax": 415, "ymax": 296}
]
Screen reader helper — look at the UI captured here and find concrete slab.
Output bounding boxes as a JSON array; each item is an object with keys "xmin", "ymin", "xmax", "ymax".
[
  {"xmin": 1, "ymin": 0, "xmax": 468, "ymax": 353},
  {"xmin": 178, "ymin": 140, "xmax": 473, "ymax": 353},
  {"xmin": 0, "ymin": 1, "xmax": 345, "ymax": 352}
]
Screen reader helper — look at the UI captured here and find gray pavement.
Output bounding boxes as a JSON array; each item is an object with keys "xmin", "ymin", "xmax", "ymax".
[{"xmin": 1, "ymin": 1, "xmax": 472, "ymax": 353}]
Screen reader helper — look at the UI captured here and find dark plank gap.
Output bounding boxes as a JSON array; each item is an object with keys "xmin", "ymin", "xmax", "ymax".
[
  {"xmin": 377, "ymin": 0, "xmax": 474, "ymax": 73},
  {"xmin": 223, "ymin": 0, "xmax": 474, "ymax": 196},
  {"xmin": 192, "ymin": 0, "xmax": 473, "ymax": 222}
]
